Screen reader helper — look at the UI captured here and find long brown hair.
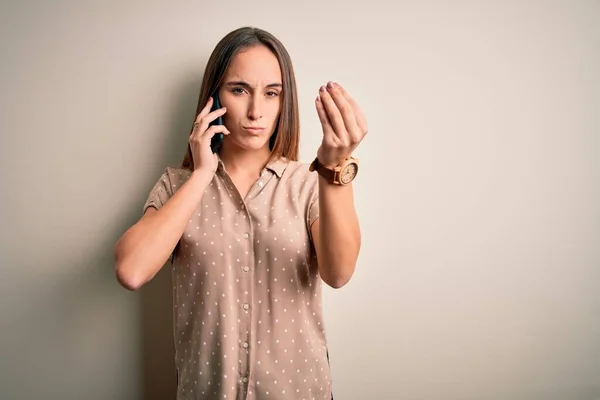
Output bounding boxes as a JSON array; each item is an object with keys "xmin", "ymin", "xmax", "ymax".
[{"xmin": 181, "ymin": 27, "xmax": 300, "ymax": 170}]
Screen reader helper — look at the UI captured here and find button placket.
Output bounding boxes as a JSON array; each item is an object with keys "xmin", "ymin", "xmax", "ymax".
[{"xmin": 238, "ymin": 206, "xmax": 254, "ymax": 388}]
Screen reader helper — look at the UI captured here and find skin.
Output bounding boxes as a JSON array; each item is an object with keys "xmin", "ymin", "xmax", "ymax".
[
  {"xmin": 114, "ymin": 44, "xmax": 368, "ymax": 290},
  {"xmin": 312, "ymin": 81, "xmax": 368, "ymax": 288},
  {"xmin": 216, "ymin": 44, "xmax": 284, "ymax": 199}
]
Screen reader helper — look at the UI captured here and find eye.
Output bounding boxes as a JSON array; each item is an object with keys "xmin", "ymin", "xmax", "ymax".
[
  {"xmin": 231, "ymin": 87, "xmax": 246, "ymax": 95},
  {"xmin": 266, "ymin": 90, "xmax": 280, "ymax": 97}
]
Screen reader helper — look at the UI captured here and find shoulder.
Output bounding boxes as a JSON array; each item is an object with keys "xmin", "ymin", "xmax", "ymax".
[
  {"xmin": 163, "ymin": 166, "xmax": 192, "ymax": 181},
  {"xmin": 279, "ymin": 159, "xmax": 319, "ymax": 200},
  {"xmin": 281, "ymin": 159, "xmax": 317, "ymax": 184},
  {"xmin": 154, "ymin": 166, "xmax": 193, "ymax": 194}
]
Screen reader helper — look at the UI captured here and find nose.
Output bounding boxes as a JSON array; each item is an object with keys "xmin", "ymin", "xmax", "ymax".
[{"xmin": 247, "ymin": 94, "xmax": 263, "ymax": 121}]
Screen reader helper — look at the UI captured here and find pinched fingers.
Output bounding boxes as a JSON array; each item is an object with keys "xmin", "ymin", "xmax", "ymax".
[
  {"xmin": 335, "ymin": 84, "xmax": 368, "ymax": 137},
  {"xmin": 318, "ymin": 84, "xmax": 347, "ymax": 143},
  {"xmin": 318, "ymin": 82, "xmax": 361, "ymax": 146},
  {"xmin": 315, "ymin": 95, "xmax": 338, "ymax": 146}
]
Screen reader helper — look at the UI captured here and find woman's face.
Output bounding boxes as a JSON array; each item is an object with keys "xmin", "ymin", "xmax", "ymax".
[{"xmin": 219, "ymin": 44, "xmax": 283, "ymax": 152}]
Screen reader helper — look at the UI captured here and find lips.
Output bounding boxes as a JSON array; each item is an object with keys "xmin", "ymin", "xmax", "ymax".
[{"xmin": 243, "ymin": 127, "xmax": 266, "ymax": 134}]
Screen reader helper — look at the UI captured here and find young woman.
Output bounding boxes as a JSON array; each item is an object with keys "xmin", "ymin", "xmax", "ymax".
[{"xmin": 115, "ymin": 26, "xmax": 368, "ymax": 399}]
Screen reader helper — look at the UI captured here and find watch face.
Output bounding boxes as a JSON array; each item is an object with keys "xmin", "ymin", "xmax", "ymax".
[{"xmin": 340, "ymin": 162, "xmax": 358, "ymax": 184}]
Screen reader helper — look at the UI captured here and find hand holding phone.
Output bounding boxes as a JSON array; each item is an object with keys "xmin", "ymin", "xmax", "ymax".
[
  {"xmin": 209, "ymin": 93, "xmax": 225, "ymax": 153},
  {"xmin": 189, "ymin": 93, "xmax": 228, "ymax": 174}
]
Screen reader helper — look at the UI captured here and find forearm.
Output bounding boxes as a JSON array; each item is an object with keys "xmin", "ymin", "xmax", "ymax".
[
  {"xmin": 316, "ymin": 176, "xmax": 361, "ymax": 288},
  {"xmin": 115, "ymin": 170, "xmax": 213, "ymax": 290}
]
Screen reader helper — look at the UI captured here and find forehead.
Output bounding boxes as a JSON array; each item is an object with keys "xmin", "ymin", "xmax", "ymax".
[{"xmin": 224, "ymin": 45, "xmax": 282, "ymax": 84}]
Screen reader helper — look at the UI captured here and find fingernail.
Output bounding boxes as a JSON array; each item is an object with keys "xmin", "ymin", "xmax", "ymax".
[
  {"xmin": 320, "ymin": 85, "xmax": 326, "ymax": 92},
  {"xmin": 327, "ymin": 81, "xmax": 334, "ymax": 89}
]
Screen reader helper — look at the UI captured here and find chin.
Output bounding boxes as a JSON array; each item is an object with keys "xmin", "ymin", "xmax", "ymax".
[{"xmin": 228, "ymin": 135, "xmax": 271, "ymax": 152}]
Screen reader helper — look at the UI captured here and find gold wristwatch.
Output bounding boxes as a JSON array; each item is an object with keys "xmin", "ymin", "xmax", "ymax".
[{"xmin": 309, "ymin": 156, "xmax": 359, "ymax": 185}]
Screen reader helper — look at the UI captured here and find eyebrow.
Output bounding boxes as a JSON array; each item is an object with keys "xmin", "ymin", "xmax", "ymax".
[{"xmin": 225, "ymin": 80, "xmax": 283, "ymax": 89}]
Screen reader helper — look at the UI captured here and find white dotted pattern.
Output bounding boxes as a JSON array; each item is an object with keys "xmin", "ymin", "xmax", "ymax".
[{"xmin": 143, "ymin": 158, "xmax": 332, "ymax": 399}]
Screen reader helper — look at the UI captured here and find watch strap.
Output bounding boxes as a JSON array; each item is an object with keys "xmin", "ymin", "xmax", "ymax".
[{"xmin": 309, "ymin": 157, "xmax": 337, "ymax": 183}]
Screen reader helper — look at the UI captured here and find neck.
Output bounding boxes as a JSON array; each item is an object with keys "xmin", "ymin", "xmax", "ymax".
[{"xmin": 219, "ymin": 142, "xmax": 272, "ymax": 178}]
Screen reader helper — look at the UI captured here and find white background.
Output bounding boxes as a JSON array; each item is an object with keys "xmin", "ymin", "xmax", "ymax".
[{"xmin": 1, "ymin": 1, "xmax": 599, "ymax": 399}]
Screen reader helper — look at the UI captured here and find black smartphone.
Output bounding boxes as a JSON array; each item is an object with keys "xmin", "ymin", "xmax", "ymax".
[{"xmin": 209, "ymin": 92, "xmax": 224, "ymax": 153}]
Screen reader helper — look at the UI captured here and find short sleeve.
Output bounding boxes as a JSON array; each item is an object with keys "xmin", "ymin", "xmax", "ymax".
[
  {"xmin": 306, "ymin": 170, "xmax": 320, "ymax": 247},
  {"xmin": 142, "ymin": 168, "xmax": 173, "ymax": 214},
  {"xmin": 307, "ymin": 187, "xmax": 319, "ymax": 228}
]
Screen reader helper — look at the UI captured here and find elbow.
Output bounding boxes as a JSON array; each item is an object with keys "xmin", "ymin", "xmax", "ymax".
[
  {"xmin": 322, "ymin": 266, "xmax": 355, "ymax": 289},
  {"xmin": 115, "ymin": 266, "xmax": 144, "ymax": 291},
  {"xmin": 326, "ymin": 278, "xmax": 349, "ymax": 289},
  {"xmin": 318, "ymin": 251, "xmax": 360, "ymax": 289},
  {"xmin": 114, "ymin": 243, "xmax": 144, "ymax": 291},
  {"xmin": 326, "ymin": 251, "xmax": 360, "ymax": 290}
]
